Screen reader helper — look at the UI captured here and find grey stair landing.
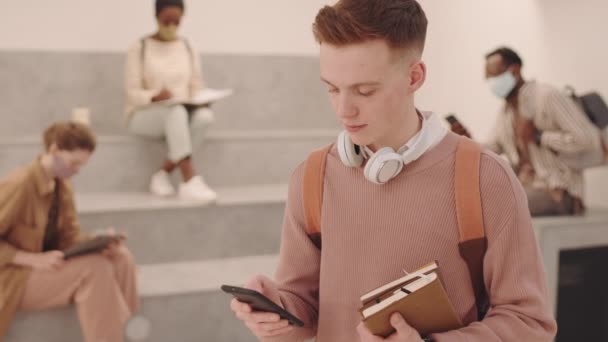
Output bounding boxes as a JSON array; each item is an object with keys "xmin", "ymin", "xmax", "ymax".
[
  {"xmin": 76, "ymin": 184, "xmax": 288, "ymax": 265},
  {"xmin": 0, "ymin": 130, "xmax": 337, "ymax": 192}
]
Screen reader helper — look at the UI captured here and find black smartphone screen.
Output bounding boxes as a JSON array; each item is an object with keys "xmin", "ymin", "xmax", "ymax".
[{"xmin": 221, "ymin": 285, "xmax": 305, "ymax": 327}]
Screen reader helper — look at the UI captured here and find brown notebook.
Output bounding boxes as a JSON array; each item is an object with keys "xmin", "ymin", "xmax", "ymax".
[{"xmin": 359, "ymin": 261, "xmax": 463, "ymax": 338}]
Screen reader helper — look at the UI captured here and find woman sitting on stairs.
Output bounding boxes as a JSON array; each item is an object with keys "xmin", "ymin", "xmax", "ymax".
[
  {"xmin": 0, "ymin": 122, "xmax": 139, "ymax": 342},
  {"xmin": 124, "ymin": 0, "xmax": 217, "ymax": 202}
]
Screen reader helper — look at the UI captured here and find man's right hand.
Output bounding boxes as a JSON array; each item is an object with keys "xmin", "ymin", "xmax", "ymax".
[
  {"xmin": 517, "ymin": 162, "xmax": 535, "ymax": 185},
  {"xmin": 13, "ymin": 250, "xmax": 65, "ymax": 271},
  {"xmin": 230, "ymin": 275, "xmax": 294, "ymax": 338},
  {"xmin": 449, "ymin": 122, "xmax": 472, "ymax": 139},
  {"xmin": 151, "ymin": 88, "xmax": 172, "ymax": 102}
]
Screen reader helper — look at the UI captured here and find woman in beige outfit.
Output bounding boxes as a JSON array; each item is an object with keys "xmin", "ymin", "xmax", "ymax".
[{"xmin": 125, "ymin": 0, "xmax": 217, "ymax": 202}]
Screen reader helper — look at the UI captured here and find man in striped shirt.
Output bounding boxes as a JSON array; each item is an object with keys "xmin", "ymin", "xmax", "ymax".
[{"xmin": 483, "ymin": 47, "xmax": 600, "ymax": 216}]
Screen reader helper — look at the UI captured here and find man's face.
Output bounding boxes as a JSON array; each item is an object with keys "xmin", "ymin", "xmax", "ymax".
[
  {"xmin": 485, "ymin": 54, "xmax": 523, "ymax": 98},
  {"xmin": 485, "ymin": 54, "xmax": 509, "ymax": 79},
  {"xmin": 320, "ymin": 40, "xmax": 421, "ymax": 148}
]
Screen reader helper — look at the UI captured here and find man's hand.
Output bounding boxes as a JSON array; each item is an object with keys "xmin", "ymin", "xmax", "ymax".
[
  {"xmin": 449, "ymin": 122, "xmax": 472, "ymax": 139},
  {"xmin": 357, "ymin": 313, "xmax": 424, "ymax": 342},
  {"xmin": 230, "ymin": 275, "xmax": 294, "ymax": 338},
  {"xmin": 516, "ymin": 119, "xmax": 538, "ymax": 145},
  {"xmin": 517, "ymin": 162, "xmax": 535, "ymax": 185},
  {"xmin": 13, "ymin": 250, "xmax": 65, "ymax": 271}
]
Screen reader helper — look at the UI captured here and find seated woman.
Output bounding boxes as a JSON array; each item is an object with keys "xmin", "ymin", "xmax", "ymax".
[
  {"xmin": 0, "ymin": 122, "xmax": 139, "ymax": 342},
  {"xmin": 124, "ymin": 0, "xmax": 217, "ymax": 202}
]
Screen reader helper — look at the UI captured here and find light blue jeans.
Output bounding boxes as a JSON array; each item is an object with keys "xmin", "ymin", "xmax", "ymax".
[{"xmin": 128, "ymin": 105, "xmax": 214, "ymax": 163}]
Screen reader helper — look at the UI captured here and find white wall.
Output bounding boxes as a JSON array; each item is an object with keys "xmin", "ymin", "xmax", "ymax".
[
  {"xmin": 0, "ymin": 0, "xmax": 548, "ymax": 136},
  {"xmin": 535, "ymin": 0, "xmax": 608, "ymax": 207},
  {"xmin": 418, "ymin": 0, "xmax": 547, "ymax": 141},
  {"xmin": 1, "ymin": 0, "xmax": 606, "ymax": 206},
  {"xmin": 536, "ymin": 0, "xmax": 608, "ymax": 96},
  {"xmin": 0, "ymin": 0, "xmax": 330, "ymax": 55}
]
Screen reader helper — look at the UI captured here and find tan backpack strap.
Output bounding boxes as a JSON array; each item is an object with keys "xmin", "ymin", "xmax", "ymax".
[
  {"xmin": 455, "ymin": 138, "xmax": 484, "ymax": 241},
  {"xmin": 303, "ymin": 144, "xmax": 333, "ymax": 248},
  {"xmin": 455, "ymin": 137, "xmax": 488, "ymax": 320}
]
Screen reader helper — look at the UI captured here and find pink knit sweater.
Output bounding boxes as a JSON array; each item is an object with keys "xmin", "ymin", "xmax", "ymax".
[{"xmin": 263, "ymin": 132, "xmax": 557, "ymax": 342}]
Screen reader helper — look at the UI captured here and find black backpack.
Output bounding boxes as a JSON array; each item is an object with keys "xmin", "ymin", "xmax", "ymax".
[
  {"xmin": 561, "ymin": 87, "xmax": 608, "ymax": 168},
  {"xmin": 566, "ymin": 86, "xmax": 608, "ymax": 131}
]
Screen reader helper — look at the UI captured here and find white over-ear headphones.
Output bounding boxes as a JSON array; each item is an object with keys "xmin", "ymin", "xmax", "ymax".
[{"xmin": 337, "ymin": 113, "xmax": 444, "ymax": 184}]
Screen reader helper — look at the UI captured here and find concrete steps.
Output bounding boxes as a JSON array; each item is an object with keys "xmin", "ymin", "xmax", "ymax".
[
  {"xmin": 0, "ymin": 51, "xmax": 338, "ymax": 137},
  {"xmin": 0, "ymin": 50, "xmax": 331, "ymax": 341},
  {"xmin": 0, "ymin": 130, "xmax": 337, "ymax": 191},
  {"xmin": 0, "ymin": 130, "xmax": 326, "ymax": 341},
  {"xmin": 8, "ymin": 255, "xmax": 278, "ymax": 342},
  {"xmin": 75, "ymin": 185, "xmax": 287, "ymax": 265}
]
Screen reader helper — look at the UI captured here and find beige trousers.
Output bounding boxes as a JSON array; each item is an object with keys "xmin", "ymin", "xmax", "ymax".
[
  {"xmin": 18, "ymin": 246, "xmax": 139, "ymax": 342},
  {"xmin": 129, "ymin": 105, "xmax": 214, "ymax": 163}
]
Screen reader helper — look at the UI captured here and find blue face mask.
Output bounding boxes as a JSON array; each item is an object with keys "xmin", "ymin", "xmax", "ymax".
[{"xmin": 487, "ymin": 70, "xmax": 517, "ymax": 98}]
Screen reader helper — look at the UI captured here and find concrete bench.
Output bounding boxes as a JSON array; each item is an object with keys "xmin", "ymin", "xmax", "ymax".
[{"xmin": 533, "ymin": 209, "xmax": 608, "ymax": 314}]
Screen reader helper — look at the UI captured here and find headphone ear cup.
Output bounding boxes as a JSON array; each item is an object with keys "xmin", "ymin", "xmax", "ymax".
[
  {"xmin": 363, "ymin": 147, "xmax": 404, "ymax": 184},
  {"xmin": 337, "ymin": 131, "xmax": 364, "ymax": 167}
]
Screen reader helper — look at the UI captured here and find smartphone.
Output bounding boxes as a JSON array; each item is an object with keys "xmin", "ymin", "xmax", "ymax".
[
  {"xmin": 221, "ymin": 285, "xmax": 305, "ymax": 327},
  {"xmin": 445, "ymin": 114, "xmax": 460, "ymax": 125}
]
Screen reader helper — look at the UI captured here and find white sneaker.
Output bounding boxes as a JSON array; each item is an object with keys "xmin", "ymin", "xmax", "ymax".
[
  {"xmin": 149, "ymin": 170, "xmax": 176, "ymax": 196},
  {"xmin": 178, "ymin": 176, "xmax": 218, "ymax": 203}
]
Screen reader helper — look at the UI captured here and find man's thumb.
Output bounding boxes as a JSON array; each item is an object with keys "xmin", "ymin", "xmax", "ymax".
[
  {"xmin": 390, "ymin": 313, "xmax": 414, "ymax": 336},
  {"xmin": 245, "ymin": 275, "xmax": 265, "ymax": 291},
  {"xmin": 245, "ymin": 274, "xmax": 281, "ymax": 304}
]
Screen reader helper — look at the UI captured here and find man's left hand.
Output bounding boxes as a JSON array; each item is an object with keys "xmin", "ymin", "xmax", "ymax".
[{"xmin": 357, "ymin": 313, "xmax": 424, "ymax": 342}]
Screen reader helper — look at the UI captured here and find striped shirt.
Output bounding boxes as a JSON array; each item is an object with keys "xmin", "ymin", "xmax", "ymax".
[{"xmin": 487, "ymin": 81, "xmax": 600, "ymax": 198}]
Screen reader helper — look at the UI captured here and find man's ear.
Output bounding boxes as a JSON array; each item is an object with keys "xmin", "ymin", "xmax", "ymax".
[
  {"xmin": 510, "ymin": 64, "xmax": 522, "ymax": 79},
  {"xmin": 409, "ymin": 61, "xmax": 427, "ymax": 93}
]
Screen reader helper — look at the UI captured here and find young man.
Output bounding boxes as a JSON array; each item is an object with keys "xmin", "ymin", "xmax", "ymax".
[
  {"xmin": 483, "ymin": 47, "xmax": 600, "ymax": 216},
  {"xmin": 231, "ymin": 1, "xmax": 557, "ymax": 341}
]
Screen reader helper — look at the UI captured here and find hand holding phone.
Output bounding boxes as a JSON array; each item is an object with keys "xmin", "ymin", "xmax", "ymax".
[
  {"xmin": 226, "ymin": 275, "xmax": 300, "ymax": 338},
  {"xmin": 445, "ymin": 114, "xmax": 472, "ymax": 139},
  {"xmin": 223, "ymin": 284, "xmax": 304, "ymax": 326}
]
